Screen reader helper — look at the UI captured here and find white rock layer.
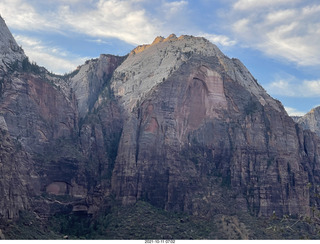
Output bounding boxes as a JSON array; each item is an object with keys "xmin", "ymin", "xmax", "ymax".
[{"xmin": 112, "ymin": 34, "xmax": 282, "ymax": 113}]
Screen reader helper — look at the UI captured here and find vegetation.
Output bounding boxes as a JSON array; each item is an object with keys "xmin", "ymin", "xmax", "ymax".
[
  {"xmin": 22, "ymin": 57, "xmax": 42, "ymax": 74},
  {"xmin": 0, "ymin": 201, "xmax": 225, "ymax": 240},
  {"xmin": 244, "ymin": 98, "xmax": 259, "ymax": 115},
  {"xmin": 2, "ymin": 200, "xmax": 320, "ymax": 240},
  {"xmin": 62, "ymin": 67, "xmax": 80, "ymax": 79},
  {"xmin": 1, "ymin": 211, "xmax": 61, "ymax": 239}
]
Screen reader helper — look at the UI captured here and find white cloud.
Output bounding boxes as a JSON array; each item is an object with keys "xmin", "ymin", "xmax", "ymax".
[
  {"xmin": 200, "ymin": 33, "xmax": 237, "ymax": 47},
  {"xmin": 266, "ymin": 74, "xmax": 320, "ymax": 97},
  {"xmin": 284, "ymin": 106, "xmax": 306, "ymax": 116},
  {"xmin": 57, "ymin": 0, "xmax": 158, "ymax": 45},
  {"xmin": 233, "ymin": 0, "xmax": 302, "ymax": 11},
  {"xmin": 265, "ymin": 9, "xmax": 297, "ymax": 25},
  {"xmin": 162, "ymin": 0, "xmax": 188, "ymax": 16},
  {"xmin": 230, "ymin": 1, "xmax": 320, "ymax": 67},
  {"xmin": 1, "ymin": 0, "xmax": 236, "ymax": 49},
  {"xmin": 0, "ymin": 0, "xmax": 58, "ymax": 31},
  {"xmin": 14, "ymin": 35, "xmax": 88, "ymax": 74},
  {"xmin": 87, "ymin": 39, "xmax": 111, "ymax": 45},
  {"xmin": 1, "ymin": 0, "xmax": 159, "ymax": 45}
]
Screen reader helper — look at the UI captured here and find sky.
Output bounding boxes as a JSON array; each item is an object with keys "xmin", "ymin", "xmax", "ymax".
[{"xmin": 0, "ymin": 0, "xmax": 319, "ymax": 116}]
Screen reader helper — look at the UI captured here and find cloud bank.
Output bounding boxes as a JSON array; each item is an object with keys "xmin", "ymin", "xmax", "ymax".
[
  {"xmin": 14, "ymin": 35, "xmax": 88, "ymax": 74},
  {"xmin": 230, "ymin": 0, "xmax": 320, "ymax": 67},
  {"xmin": 266, "ymin": 75, "xmax": 320, "ymax": 97}
]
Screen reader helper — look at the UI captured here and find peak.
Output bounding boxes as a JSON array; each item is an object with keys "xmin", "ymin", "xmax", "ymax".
[
  {"xmin": 114, "ymin": 33, "xmax": 282, "ymax": 113},
  {"xmin": 164, "ymin": 33, "xmax": 177, "ymax": 41},
  {"xmin": 152, "ymin": 36, "xmax": 165, "ymax": 45},
  {"xmin": 130, "ymin": 34, "xmax": 218, "ymax": 56},
  {"xmin": 308, "ymin": 106, "xmax": 320, "ymax": 115},
  {"xmin": 150, "ymin": 34, "xmax": 190, "ymax": 45},
  {"xmin": 0, "ymin": 16, "xmax": 26, "ymax": 69},
  {"xmin": 313, "ymin": 105, "xmax": 320, "ymax": 111},
  {"xmin": 114, "ymin": 34, "xmax": 228, "ymax": 111},
  {"xmin": 151, "ymin": 34, "xmax": 199, "ymax": 45}
]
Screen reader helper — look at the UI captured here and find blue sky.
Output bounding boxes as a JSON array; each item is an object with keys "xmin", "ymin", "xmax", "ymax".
[{"xmin": 1, "ymin": 0, "xmax": 319, "ymax": 116}]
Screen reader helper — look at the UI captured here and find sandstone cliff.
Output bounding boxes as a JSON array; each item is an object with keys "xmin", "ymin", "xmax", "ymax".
[
  {"xmin": 0, "ymin": 16, "xmax": 126, "ymax": 220},
  {"xmin": 0, "ymin": 117, "xmax": 36, "ymax": 219}
]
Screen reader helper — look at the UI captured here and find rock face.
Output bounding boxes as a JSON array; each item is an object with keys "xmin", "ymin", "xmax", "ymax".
[
  {"xmin": 0, "ymin": 17, "xmax": 33, "ymax": 220},
  {"xmin": 0, "ymin": 56, "xmax": 124, "ymax": 219},
  {"xmin": 0, "ymin": 16, "xmax": 125, "ymax": 219},
  {"xmin": 0, "ymin": 16, "xmax": 26, "ymax": 73},
  {"xmin": 295, "ymin": 106, "xmax": 320, "ymax": 137},
  {"xmin": 1, "ymin": 17, "xmax": 320, "ymax": 227},
  {"xmin": 110, "ymin": 37, "xmax": 320, "ymax": 217},
  {"xmin": 69, "ymin": 54, "xmax": 126, "ymax": 118},
  {"xmin": 0, "ymin": 122, "xmax": 35, "ymax": 219}
]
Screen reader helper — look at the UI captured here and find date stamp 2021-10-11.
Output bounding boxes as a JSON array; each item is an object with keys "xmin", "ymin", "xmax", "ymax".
[{"xmin": 145, "ymin": 240, "xmax": 175, "ymax": 244}]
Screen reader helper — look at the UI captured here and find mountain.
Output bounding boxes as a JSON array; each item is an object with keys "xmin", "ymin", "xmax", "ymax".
[
  {"xmin": 1, "ymin": 16, "xmax": 320, "ymax": 239},
  {"xmin": 295, "ymin": 106, "xmax": 320, "ymax": 137},
  {"xmin": 110, "ymin": 34, "xmax": 319, "ymax": 217},
  {"xmin": 0, "ymin": 16, "xmax": 26, "ymax": 73}
]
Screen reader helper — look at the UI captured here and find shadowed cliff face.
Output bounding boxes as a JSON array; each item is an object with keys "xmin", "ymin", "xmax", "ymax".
[
  {"xmin": 0, "ymin": 73, "xmax": 78, "ymax": 154},
  {"xmin": 0, "ymin": 126, "xmax": 32, "ymax": 219},
  {"xmin": 0, "ymin": 48, "xmax": 125, "ymax": 219}
]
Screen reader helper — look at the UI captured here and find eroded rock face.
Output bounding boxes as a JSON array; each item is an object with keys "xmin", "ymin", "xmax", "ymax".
[
  {"xmin": 0, "ymin": 126, "xmax": 36, "ymax": 219},
  {"xmin": 0, "ymin": 31, "xmax": 124, "ymax": 219},
  {"xmin": 69, "ymin": 54, "xmax": 125, "ymax": 118},
  {"xmin": 0, "ymin": 73, "xmax": 78, "ymax": 153},
  {"xmin": 296, "ymin": 106, "xmax": 320, "ymax": 137},
  {"xmin": 111, "ymin": 35, "xmax": 225, "ymax": 112}
]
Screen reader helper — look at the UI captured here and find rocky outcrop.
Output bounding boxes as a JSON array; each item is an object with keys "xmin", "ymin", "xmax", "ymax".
[
  {"xmin": 68, "ymin": 54, "xmax": 125, "ymax": 118},
  {"xmin": 0, "ymin": 16, "xmax": 26, "ymax": 73},
  {"xmin": 295, "ymin": 106, "xmax": 320, "ymax": 137},
  {"xmin": 0, "ymin": 72, "xmax": 78, "ymax": 154}
]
